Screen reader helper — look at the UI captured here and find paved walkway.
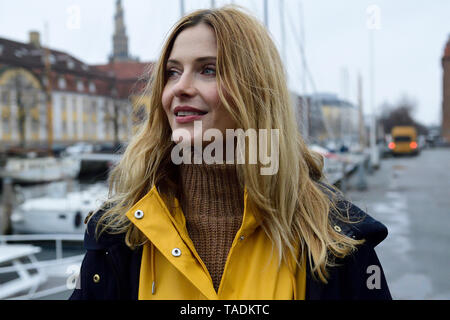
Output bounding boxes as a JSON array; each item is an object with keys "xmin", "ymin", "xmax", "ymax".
[{"xmin": 346, "ymin": 147, "xmax": 450, "ymax": 299}]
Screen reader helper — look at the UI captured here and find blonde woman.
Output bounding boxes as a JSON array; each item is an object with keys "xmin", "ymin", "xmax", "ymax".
[{"xmin": 70, "ymin": 6, "xmax": 391, "ymax": 300}]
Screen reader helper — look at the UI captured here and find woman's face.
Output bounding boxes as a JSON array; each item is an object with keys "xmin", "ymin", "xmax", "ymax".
[{"xmin": 162, "ymin": 23, "xmax": 236, "ymax": 146}]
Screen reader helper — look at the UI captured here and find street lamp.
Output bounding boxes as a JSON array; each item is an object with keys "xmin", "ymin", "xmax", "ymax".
[{"xmin": 366, "ymin": 5, "xmax": 381, "ymax": 170}]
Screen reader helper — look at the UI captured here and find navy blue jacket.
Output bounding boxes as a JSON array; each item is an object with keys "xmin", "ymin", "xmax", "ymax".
[{"xmin": 69, "ymin": 200, "xmax": 392, "ymax": 300}]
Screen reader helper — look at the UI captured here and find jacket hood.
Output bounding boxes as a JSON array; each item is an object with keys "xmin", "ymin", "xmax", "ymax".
[
  {"xmin": 330, "ymin": 199, "xmax": 388, "ymax": 248},
  {"xmin": 316, "ymin": 181, "xmax": 388, "ymax": 248},
  {"xmin": 84, "ymin": 207, "xmax": 126, "ymax": 250}
]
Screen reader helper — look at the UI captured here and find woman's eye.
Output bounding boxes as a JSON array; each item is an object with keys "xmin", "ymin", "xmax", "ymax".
[
  {"xmin": 166, "ymin": 69, "xmax": 178, "ymax": 78},
  {"xmin": 203, "ymin": 66, "xmax": 216, "ymax": 76}
]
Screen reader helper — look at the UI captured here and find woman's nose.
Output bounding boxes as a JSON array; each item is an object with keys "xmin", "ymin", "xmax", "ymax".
[{"xmin": 173, "ymin": 73, "xmax": 197, "ymax": 98}]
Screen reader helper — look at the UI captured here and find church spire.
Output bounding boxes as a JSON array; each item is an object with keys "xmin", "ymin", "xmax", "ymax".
[{"xmin": 110, "ymin": 0, "xmax": 133, "ymax": 62}]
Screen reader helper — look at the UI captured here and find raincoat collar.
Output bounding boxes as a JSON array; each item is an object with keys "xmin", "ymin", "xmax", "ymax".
[{"xmin": 125, "ymin": 185, "xmax": 259, "ymax": 299}]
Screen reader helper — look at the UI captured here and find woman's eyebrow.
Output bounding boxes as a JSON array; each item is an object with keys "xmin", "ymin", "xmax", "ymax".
[{"xmin": 167, "ymin": 56, "xmax": 217, "ymax": 65}]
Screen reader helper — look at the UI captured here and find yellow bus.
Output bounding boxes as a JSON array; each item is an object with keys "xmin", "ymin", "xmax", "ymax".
[{"xmin": 388, "ymin": 126, "xmax": 419, "ymax": 156}]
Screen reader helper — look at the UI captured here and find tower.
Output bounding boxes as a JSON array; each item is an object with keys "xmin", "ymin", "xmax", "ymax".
[
  {"xmin": 110, "ymin": 0, "xmax": 132, "ymax": 62},
  {"xmin": 442, "ymin": 35, "xmax": 450, "ymax": 143}
]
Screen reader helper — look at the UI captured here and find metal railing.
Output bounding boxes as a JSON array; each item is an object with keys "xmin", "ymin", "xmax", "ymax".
[
  {"xmin": 0, "ymin": 234, "xmax": 85, "ymax": 300},
  {"xmin": 0, "ymin": 234, "xmax": 84, "ymax": 261}
]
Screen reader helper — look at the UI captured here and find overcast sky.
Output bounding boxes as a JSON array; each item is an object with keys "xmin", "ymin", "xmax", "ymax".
[{"xmin": 0, "ymin": 0, "xmax": 448, "ymax": 126}]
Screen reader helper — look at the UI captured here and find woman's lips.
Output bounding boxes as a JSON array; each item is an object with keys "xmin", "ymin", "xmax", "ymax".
[
  {"xmin": 175, "ymin": 114, "xmax": 207, "ymax": 124},
  {"xmin": 173, "ymin": 106, "xmax": 208, "ymax": 124}
]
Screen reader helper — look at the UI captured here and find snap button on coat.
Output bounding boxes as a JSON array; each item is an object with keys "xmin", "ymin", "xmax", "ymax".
[
  {"xmin": 134, "ymin": 210, "xmax": 144, "ymax": 219},
  {"xmin": 93, "ymin": 274, "xmax": 101, "ymax": 283},
  {"xmin": 171, "ymin": 248, "xmax": 181, "ymax": 257}
]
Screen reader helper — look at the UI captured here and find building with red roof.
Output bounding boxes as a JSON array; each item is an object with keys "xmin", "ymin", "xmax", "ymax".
[{"xmin": 0, "ymin": 0, "xmax": 151, "ymax": 151}]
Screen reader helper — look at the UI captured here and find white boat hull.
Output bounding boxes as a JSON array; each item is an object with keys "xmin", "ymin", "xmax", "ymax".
[
  {"xmin": 1, "ymin": 157, "xmax": 81, "ymax": 183},
  {"xmin": 11, "ymin": 184, "xmax": 107, "ymax": 234},
  {"xmin": 12, "ymin": 209, "xmax": 88, "ymax": 234}
]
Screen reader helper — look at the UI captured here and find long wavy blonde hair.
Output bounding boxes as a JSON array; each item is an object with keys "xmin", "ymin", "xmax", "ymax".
[{"xmin": 97, "ymin": 5, "xmax": 363, "ymax": 283}]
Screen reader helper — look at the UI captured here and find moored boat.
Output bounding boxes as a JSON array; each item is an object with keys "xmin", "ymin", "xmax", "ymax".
[
  {"xmin": 0, "ymin": 156, "xmax": 81, "ymax": 184},
  {"xmin": 11, "ymin": 182, "xmax": 107, "ymax": 234}
]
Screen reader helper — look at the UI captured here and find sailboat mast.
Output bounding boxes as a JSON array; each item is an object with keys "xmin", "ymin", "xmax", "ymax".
[
  {"xmin": 358, "ymin": 73, "xmax": 366, "ymax": 149},
  {"xmin": 369, "ymin": 27, "xmax": 378, "ymax": 168},
  {"xmin": 280, "ymin": 0, "xmax": 286, "ymax": 66},
  {"xmin": 298, "ymin": 1, "xmax": 309, "ymax": 139},
  {"xmin": 263, "ymin": 0, "xmax": 268, "ymax": 27},
  {"xmin": 180, "ymin": 0, "xmax": 185, "ymax": 18}
]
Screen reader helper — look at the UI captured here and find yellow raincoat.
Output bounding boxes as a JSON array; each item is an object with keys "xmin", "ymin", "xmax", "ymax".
[{"xmin": 125, "ymin": 185, "xmax": 306, "ymax": 300}]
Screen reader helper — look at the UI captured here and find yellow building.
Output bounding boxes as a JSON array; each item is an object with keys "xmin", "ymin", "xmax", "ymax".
[
  {"xmin": 0, "ymin": 39, "xmax": 149, "ymax": 151},
  {"xmin": 0, "ymin": 67, "xmax": 43, "ymax": 146},
  {"xmin": 0, "ymin": 1, "xmax": 151, "ymax": 152}
]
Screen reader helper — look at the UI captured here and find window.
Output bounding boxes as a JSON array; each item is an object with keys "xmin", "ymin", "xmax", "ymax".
[
  {"xmin": 73, "ymin": 97, "xmax": 78, "ymax": 138},
  {"xmin": 49, "ymin": 54, "xmax": 56, "ymax": 64},
  {"xmin": 61, "ymin": 96, "xmax": 68, "ymax": 138},
  {"xmin": 30, "ymin": 105, "xmax": 40, "ymax": 140},
  {"xmin": 58, "ymin": 76, "xmax": 66, "ymax": 90},
  {"xmin": 77, "ymin": 80, "xmax": 84, "ymax": 92},
  {"xmin": 67, "ymin": 60, "xmax": 75, "ymax": 69},
  {"xmin": 394, "ymin": 136, "xmax": 412, "ymax": 142},
  {"xmin": 14, "ymin": 48, "xmax": 29, "ymax": 58},
  {"xmin": 83, "ymin": 98, "xmax": 89, "ymax": 139},
  {"xmin": 1, "ymin": 90, "xmax": 10, "ymax": 105},
  {"xmin": 2, "ymin": 106, "xmax": 11, "ymax": 134},
  {"xmin": 91, "ymin": 101, "xmax": 97, "ymax": 139},
  {"xmin": 103, "ymin": 100, "xmax": 113, "ymax": 140},
  {"xmin": 89, "ymin": 81, "xmax": 96, "ymax": 93},
  {"xmin": 41, "ymin": 76, "xmax": 48, "ymax": 88}
]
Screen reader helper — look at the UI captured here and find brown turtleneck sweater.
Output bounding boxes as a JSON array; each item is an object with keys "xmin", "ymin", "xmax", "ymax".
[{"xmin": 178, "ymin": 163, "xmax": 244, "ymax": 292}]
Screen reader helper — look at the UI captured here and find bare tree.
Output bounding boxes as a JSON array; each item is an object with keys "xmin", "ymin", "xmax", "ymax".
[{"xmin": 379, "ymin": 95, "xmax": 428, "ymax": 135}]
